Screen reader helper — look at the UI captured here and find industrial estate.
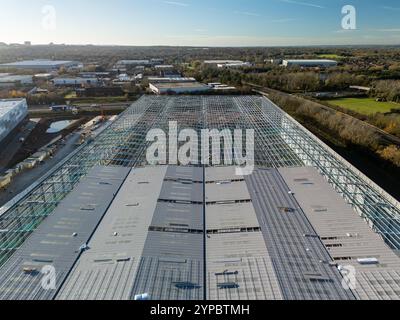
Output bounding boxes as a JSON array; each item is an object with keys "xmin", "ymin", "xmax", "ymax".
[
  {"xmin": 1, "ymin": 1, "xmax": 400, "ymax": 314},
  {"xmin": 1, "ymin": 21, "xmax": 400, "ymax": 303},
  {"xmin": 0, "ymin": 93, "xmax": 400, "ymax": 300}
]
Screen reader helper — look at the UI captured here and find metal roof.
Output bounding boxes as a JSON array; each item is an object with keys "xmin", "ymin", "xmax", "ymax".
[
  {"xmin": 0, "ymin": 165, "xmax": 130, "ymax": 300},
  {"xmin": 151, "ymin": 82, "xmax": 210, "ymax": 89},
  {"xmin": 57, "ymin": 166, "xmax": 166, "ymax": 300},
  {"xmin": 283, "ymin": 59, "xmax": 338, "ymax": 63},
  {"xmin": 205, "ymin": 166, "xmax": 283, "ymax": 300},
  {"xmin": 0, "ymin": 60, "xmax": 79, "ymax": 68},
  {"xmin": 129, "ymin": 166, "xmax": 204, "ymax": 301},
  {"xmin": 0, "ymin": 75, "xmax": 32, "ymax": 82},
  {"xmin": 280, "ymin": 166, "xmax": 400, "ymax": 300},
  {"xmin": 0, "ymin": 99, "xmax": 26, "ymax": 118},
  {"xmin": 245, "ymin": 168, "xmax": 356, "ymax": 300},
  {"xmin": 204, "ymin": 60, "xmax": 243, "ymax": 64},
  {"xmin": 0, "ymin": 95, "xmax": 400, "ymax": 300}
]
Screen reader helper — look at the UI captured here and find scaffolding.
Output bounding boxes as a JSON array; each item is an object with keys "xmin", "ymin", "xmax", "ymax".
[
  {"xmin": 1, "ymin": 95, "xmax": 400, "ymax": 268},
  {"xmin": 0, "ymin": 96, "xmax": 162, "ymax": 266}
]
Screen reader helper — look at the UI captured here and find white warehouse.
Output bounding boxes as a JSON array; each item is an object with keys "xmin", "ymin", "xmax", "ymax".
[
  {"xmin": 204, "ymin": 60, "xmax": 244, "ymax": 65},
  {"xmin": 0, "ymin": 74, "xmax": 33, "ymax": 87},
  {"xmin": 115, "ymin": 60, "xmax": 150, "ymax": 68},
  {"xmin": 149, "ymin": 82, "xmax": 210, "ymax": 95},
  {"xmin": 0, "ymin": 99, "xmax": 28, "ymax": 144},
  {"xmin": 52, "ymin": 77, "xmax": 100, "ymax": 87},
  {"xmin": 282, "ymin": 59, "xmax": 338, "ymax": 68},
  {"xmin": 0, "ymin": 60, "xmax": 82, "ymax": 71},
  {"xmin": 217, "ymin": 62, "xmax": 252, "ymax": 69}
]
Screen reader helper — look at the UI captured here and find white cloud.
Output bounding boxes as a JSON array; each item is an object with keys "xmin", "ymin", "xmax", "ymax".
[
  {"xmin": 333, "ymin": 29, "xmax": 358, "ymax": 34},
  {"xmin": 271, "ymin": 18, "xmax": 297, "ymax": 23},
  {"xmin": 162, "ymin": 1, "xmax": 189, "ymax": 7},
  {"xmin": 279, "ymin": 0, "xmax": 324, "ymax": 9},
  {"xmin": 374, "ymin": 28, "xmax": 400, "ymax": 32},
  {"xmin": 382, "ymin": 6, "xmax": 400, "ymax": 11},
  {"xmin": 234, "ymin": 11, "xmax": 262, "ymax": 17}
]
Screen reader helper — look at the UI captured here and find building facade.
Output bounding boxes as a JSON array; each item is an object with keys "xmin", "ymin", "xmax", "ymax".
[
  {"xmin": 52, "ymin": 77, "xmax": 100, "ymax": 87},
  {"xmin": 283, "ymin": 59, "xmax": 338, "ymax": 68},
  {"xmin": 0, "ymin": 60, "xmax": 82, "ymax": 71},
  {"xmin": 149, "ymin": 82, "xmax": 210, "ymax": 94}
]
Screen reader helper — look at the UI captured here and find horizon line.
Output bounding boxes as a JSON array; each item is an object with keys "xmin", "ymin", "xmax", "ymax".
[{"xmin": 1, "ymin": 43, "xmax": 400, "ymax": 48}]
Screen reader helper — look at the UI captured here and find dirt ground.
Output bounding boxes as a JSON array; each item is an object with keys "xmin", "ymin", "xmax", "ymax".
[{"xmin": 7, "ymin": 117, "xmax": 89, "ymax": 168}]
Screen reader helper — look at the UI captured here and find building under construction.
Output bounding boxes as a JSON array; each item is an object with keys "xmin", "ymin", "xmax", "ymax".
[{"xmin": 1, "ymin": 95, "xmax": 400, "ymax": 300}]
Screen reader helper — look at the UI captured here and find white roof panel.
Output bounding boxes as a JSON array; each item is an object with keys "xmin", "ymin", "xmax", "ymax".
[{"xmin": 0, "ymin": 99, "xmax": 26, "ymax": 118}]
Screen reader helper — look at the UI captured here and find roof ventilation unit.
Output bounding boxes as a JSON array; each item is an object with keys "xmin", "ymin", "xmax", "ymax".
[
  {"xmin": 357, "ymin": 258, "xmax": 379, "ymax": 265},
  {"xmin": 134, "ymin": 293, "xmax": 150, "ymax": 301}
]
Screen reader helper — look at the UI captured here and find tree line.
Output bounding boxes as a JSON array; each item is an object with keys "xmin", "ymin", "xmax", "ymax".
[{"xmin": 268, "ymin": 90, "xmax": 400, "ymax": 168}]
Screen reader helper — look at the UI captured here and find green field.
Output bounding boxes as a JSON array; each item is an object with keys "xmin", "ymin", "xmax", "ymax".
[
  {"xmin": 326, "ymin": 98, "xmax": 400, "ymax": 115},
  {"xmin": 318, "ymin": 54, "xmax": 345, "ymax": 60}
]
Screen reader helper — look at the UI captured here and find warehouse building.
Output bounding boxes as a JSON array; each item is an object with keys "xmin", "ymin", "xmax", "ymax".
[
  {"xmin": 282, "ymin": 59, "xmax": 338, "ymax": 68},
  {"xmin": 52, "ymin": 77, "xmax": 100, "ymax": 87},
  {"xmin": 0, "ymin": 60, "xmax": 82, "ymax": 71},
  {"xmin": 115, "ymin": 60, "xmax": 150, "ymax": 68},
  {"xmin": 217, "ymin": 62, "xmax": 251, "ymax": 69},
  {"xmin": 33, "ymin": 73, "xmax": 55, "ymax": 81},
  {"xmin": 147, "ymin": 77, "xmax": 197, "ymax": 83},
  {"xmin": 204, "ymin": 60, "xmax": 251, "ymax": 69},
  {"xmin": 149, "ymin": 82, "xmax": 210, "ymax": 94},
  {"xmin": 204, "ymin": 60, "xmax": 244, "ymax": 65},
  {"xmin": 0, "ymin": 99, "xmax": 28, "ymax": 144},
  {"xmin": 76, "ymin": 86, "xmax": 124, "ymax": 97},
  {"xmin": 79, "ymin": 72, "xmax": 111, "ymax": 78},
  {"xmin": 154, "ymin": 64, "xmax": 174, "ymax": 70},
  {"xmin": 0, "ymin": 96, "xmax": 400, "ymax": 300},
  {"xmin": 0, "ymin": 74, "xmax": 33, "ymax": 87}
]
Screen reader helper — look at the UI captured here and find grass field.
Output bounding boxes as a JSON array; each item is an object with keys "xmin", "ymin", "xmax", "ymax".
[
  {"xmin": 326, "ymin": 98, "xmax": 400, "ymax": 115},
  {"xmin": 318, "ymin": 54, "xmax": 345, "ymax": 60}
]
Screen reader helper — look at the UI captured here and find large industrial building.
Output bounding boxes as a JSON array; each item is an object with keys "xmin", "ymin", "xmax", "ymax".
[
  {"xmin": 147, "ymin": 77, "xmax": 197, "ymax": 84},
  {"xmin": 0, "ymin": 74, "xmax": 33, "ymax": 87},
  {"xmin": 0, "ymin": 95, "xmax": 400, "ymax": 300},
  {"xmin": 0, "ymin": 99, "xmax": 28, "ymax": 144},
  {"xmin": 0, "ymin": 60, "xmax": 82, "ymax": 71},
  {"xmin": 52, "ymin": 77, "xmax": 100, "ymax": 87},
  {"xmin": 149, "ymin": 82, "xmax": 210, "ymax": 95},
  {"xmin": 115, "ymin": 60, "xmax": 150, "ymax": 68},
  {"xmin": 204, "ymin": 60, "xmax": 244, "ymax": 65},
  {"xmin": 282, "ymin": 59, "xmax": 338, "ymax": 68}
]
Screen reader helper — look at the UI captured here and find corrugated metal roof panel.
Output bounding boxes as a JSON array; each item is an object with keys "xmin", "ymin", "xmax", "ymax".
[{"xmin": 0, "ymin": 166, "xmax": 129, "ymax": 300}]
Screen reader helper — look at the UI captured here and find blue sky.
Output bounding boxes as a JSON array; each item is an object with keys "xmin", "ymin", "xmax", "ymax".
[{"xmin": 0, "ymin": 0, "xmax": 399, "ymax": 46}]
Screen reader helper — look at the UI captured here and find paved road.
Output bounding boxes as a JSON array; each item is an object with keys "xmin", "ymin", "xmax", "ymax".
[{"xmin": 28, "ymin": 102, "xmax": 133, "ymax": 113}]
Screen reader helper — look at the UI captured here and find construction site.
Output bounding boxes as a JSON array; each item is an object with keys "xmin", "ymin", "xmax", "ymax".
[{"xmin": 0, "ymin": 95, "xmax": 400, "ymax": 300}]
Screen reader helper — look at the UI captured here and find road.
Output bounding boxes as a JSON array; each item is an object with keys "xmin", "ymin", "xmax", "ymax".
[{"xmin": 28, "ymin": 102, "xmax": 133, "ymax": 113}]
